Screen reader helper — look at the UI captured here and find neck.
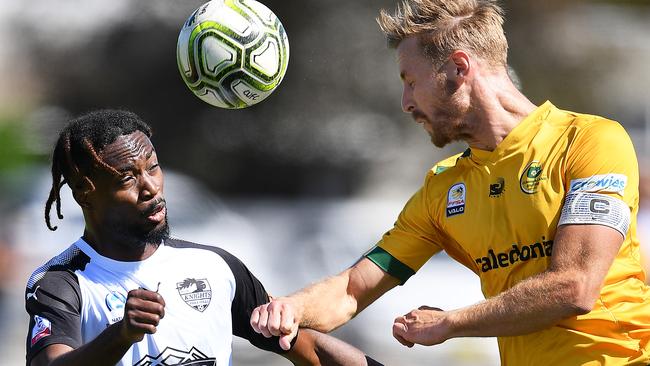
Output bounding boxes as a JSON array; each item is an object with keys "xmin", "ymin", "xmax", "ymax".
[
  {"xmin": 82, "ymin": 228, "xmax": 159, "ymax": 262},
  {"xmin": 464, "ymin": 69, "xmax": 537, "ymax": 151}
]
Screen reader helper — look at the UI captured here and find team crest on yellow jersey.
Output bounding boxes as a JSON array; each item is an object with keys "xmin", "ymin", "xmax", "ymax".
[{"xmin": 520, "ymin": 161, "xmax": 545, "ymax": 194}]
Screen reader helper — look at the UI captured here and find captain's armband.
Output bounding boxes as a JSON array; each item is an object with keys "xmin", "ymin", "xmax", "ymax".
[{"xmin": 558, "ymin": 192, "xmax": 630, "ymax": 237}]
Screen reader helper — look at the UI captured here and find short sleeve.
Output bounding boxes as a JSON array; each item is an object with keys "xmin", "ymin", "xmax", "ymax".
[
  {"xmin": 213, "ymin": 247, "xmax": 289, "ymax": 354},
  {"xmin": 25, "ymin": 270, "xmax": 82, "ymax": 365},
  {"xmin": 366, "ymin": 180, "xmax": 444, "ymax": 284},
  {"xmin": 560, "ymin": 118, "xmax": 639, "ymax": 237}
]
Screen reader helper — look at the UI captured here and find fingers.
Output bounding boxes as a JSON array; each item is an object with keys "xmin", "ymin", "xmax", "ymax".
[
  {"xmin": 251, "ymin": 301, "xmax": 297, "ymax": 335},
  {"xmin": 250, "ymin": 306, "xmax": 262, "ymax": 333},
  {"xmin": 279, "ymin": 324, "xmax": 299, "ymax": 351},
  {"xmin": 278, "ymin": 308, "xmax": 295, "ymax": 335},
  {"xmin": 392, "ymin": 305, "xmax": 449, "ymax": 347},
  {"xmin": 124, "ymin": 309, "xmax": 161, "ymax": 333},
  {"xmin": 251, "ymin": 299, "xmax": 300, "ymax": 351},
  {"xmin": 127, "ymin": 290, "xmax": 166, "ymax": 320},
  {"xmin": 121, "ymin": 289, "xmax": 167, "ymax": 343},
  {"xmin": 392, "ymin": 317, "xmax": 414, "ymax": 348},
  {"xmin": 256, "ymin": 304, "xmax": 272, "ymax": 338}
]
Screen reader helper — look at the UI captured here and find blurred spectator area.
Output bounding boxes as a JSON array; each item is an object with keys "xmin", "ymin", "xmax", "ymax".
[
  {"xmin": 1, "ymin": 1, "xmax": 650, "ymax": 365},
  {"xmin": 0, "ymin": 0, "xmax": 649, "ymax": 199}
]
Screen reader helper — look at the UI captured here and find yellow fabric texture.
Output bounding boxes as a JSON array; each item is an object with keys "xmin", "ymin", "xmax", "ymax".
[{"xmin": 369, "ymin": 101, "xmax": 649, "ymax": 365}]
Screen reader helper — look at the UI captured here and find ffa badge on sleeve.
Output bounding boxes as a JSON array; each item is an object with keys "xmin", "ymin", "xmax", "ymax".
[
  {"xmin": 446, "ymin": 182, "xmax": 466, "ymax": 217},
  {"xmin": 31, "ymin": 315, "xmax": 52, "ymax": 346}
]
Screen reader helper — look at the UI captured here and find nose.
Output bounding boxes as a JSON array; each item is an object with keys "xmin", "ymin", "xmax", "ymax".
[
  {"xmin": 401, "ymin": 85, "xmax": 415, "ymax": 114},
  {"xmin": 140, "ymin": 172, "xmax": 161, "ymax": 201}
]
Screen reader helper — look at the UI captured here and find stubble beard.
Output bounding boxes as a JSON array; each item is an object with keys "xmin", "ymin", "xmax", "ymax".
[
  {"xmin": 108, "ymin": 212, "xmax": 171, "ymax": 251},
  {"xmin": 429, "ymin": 79, "xmax": 471, "ymax": 148}
]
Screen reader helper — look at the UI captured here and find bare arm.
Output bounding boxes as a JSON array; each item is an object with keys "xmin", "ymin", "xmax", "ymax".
[
  {"xmin": 282, "ymin": 328, "xmax": 383, "ymax": 366},
  {"xmin": 251, "ymin": 257, "xmax": 401, "ymax": 349},
  {"xmin": 393, "ymin": 224, "xmax": 623, "ymax": 346},
  {"xmin": 30, "ymin": 289, "xmax": 165, "ymax": 366}
]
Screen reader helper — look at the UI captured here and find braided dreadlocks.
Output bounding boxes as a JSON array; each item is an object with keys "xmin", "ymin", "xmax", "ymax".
[{"xmin": 45, "ymin": 110, "xmax": 152, "ymax": 231}]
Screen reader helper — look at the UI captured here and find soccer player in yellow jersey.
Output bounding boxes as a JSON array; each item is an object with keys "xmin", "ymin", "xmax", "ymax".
[{"xmin": 250, "ymin": 0, "xmax": 650, "ymax": 365}]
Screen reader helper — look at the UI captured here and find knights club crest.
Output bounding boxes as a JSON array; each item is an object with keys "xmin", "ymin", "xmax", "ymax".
[{"xmin": 176, "ymin": 278, "xmax": 212, "ymax": 312}]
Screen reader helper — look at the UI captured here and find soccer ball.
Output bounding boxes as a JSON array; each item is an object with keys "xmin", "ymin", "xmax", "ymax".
[{"xmin": 177, "ymin": 0, "xmax": 289, "ymax": 109}]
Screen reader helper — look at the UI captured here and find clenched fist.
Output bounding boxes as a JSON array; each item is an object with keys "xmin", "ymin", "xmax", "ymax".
[
  {"xmin": 393, "ymin": 305, "xmax": 450, "ymax": 348},
  {"xmin": 119, "ymin": 289, "xmax": 166, "ymax": 344},
  {"xmin": 250, "ymin": 297, "xmax": 300, "ymax": 351}
]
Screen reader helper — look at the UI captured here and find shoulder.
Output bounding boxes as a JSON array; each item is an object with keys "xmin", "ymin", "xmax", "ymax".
[
  {"xmin": 428, "ymin": 149, "xmax": 470, "ymax": 177},
  {"xmin": 397, "ymin": 150, "xmax": 470, "ymax": 216},
  {"xmin": 27, "ymin": 244, "xmax": 90, "ymax": 290},
  {"xmin": 25, "ymin": 244, "xmax": 89, "ymax": 312},
  {"xmin": 556, "ymin": 108, "xmax": 628, "ymax": 139},
  {"xmin": 562, "ymin": 112, "xmax": 633, "ymax": 156},
  {"xmin": 164, "ymin": 238, "xmax": 249, "ymax": 275},
  {"xmin": 420, "ymin": 149, "xmax": 471, "ymax": 198},
  {"xmin": 165, "ymin": 237, "xmax": 232, "ymax": 257}
]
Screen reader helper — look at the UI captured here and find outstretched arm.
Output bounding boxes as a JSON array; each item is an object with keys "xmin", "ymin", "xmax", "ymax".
[
  {"xmin": 392, "ymin": 224, "xmax": 623, "ymax": 346},
  {"xmin": 251, "ymin": 257, "xmax": 401, "ymax": 350}
]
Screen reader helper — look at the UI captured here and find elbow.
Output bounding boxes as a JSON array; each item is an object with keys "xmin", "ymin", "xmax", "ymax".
[
  {"xmin": 568, "ymin": 300, "xmax": 594, "ymax": 316},
  {"xmin": 562, "ymin": 275, "xmax": 598, "ymax": 316}
]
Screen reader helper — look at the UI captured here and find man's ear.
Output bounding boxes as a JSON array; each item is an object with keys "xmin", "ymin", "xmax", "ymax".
[
  {"xmin": 448, "ymin": 50, "xmax": 470, "ymax": 80},
  {"xmin": 71, "ymin": 176, "xmax": 94, "ymax": 209}
]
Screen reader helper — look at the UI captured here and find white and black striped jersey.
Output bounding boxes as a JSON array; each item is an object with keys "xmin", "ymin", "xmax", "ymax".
[{"xmin": 25, "ymin": 237, "xmax": 287, "ymax": 366}]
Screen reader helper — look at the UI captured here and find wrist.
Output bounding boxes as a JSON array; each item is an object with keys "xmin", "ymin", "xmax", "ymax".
[
  {"xmin": 113, "ymin": 320, "xmax": 138, "ymax": 347},
  {"xmin": 441, "ymin": 309, "xmax": 462, "ymax": 340}
]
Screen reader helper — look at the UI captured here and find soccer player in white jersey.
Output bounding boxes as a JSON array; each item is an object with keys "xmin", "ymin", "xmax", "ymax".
[{"xmin": 25, "ymin": 110, "xmax": 383, "ymax": 366}]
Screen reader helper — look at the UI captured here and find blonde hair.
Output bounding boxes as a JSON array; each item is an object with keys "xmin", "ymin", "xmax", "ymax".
[{"xmin": 378, "ymin": 0, "xmax": 508, "ymax": 67}]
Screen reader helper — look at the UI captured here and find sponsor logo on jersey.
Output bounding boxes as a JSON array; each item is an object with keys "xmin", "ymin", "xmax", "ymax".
[
  {"xmin": 105, "ymin": 291, "xmax": 127, "ymax": 312},
  {"xmin": 26, "ymin": 285, "xmax": 40, "ymax": 301},
  {"xmin": 489, "ymin": 177, "xmax": 505, "ymax": 198},
  {"xmin": 520, "ymin": 161, "xmax": 545, "ymax": 194},
  {"xmin": 474, "ymin": 237, "xmax": 554, "ymax": 273},
  {"xmin": 134, "ymin": 346, "xmax": 216, "ymax": 366},
  {"xmin": 446, "ymin": 183, "xmax": 466, "ymax": 217},
  {"xmin": 177, "ymin": 278, "xmax": 212, "ymax": 312},
  {"xmin": 31, "ymin": 315, "xmax": 52, "ymax": 346},
  {"xmin": 568, "ymin": 174, "xmax": 627, "ymax": 195}
]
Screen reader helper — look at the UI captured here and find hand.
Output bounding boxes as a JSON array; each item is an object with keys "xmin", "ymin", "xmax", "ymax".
[
  {"xmin": 250, "ymin": 297, "xmax": 300, "ymax": 351},
  {"xmin": 119, "ymin": 289, "xmax": 166, "ymax": 344},
  {"xmin": 392, "ymin": 305, "xmax": 450, "ymax": 347}
]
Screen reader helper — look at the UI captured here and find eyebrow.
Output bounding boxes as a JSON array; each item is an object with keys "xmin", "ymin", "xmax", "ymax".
[{"xmin": 114, "ymin": 149, "xmax": 155, "ymax": 173}]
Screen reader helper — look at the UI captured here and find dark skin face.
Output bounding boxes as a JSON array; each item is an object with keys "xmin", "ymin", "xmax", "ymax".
[{"xmin": 78, "ymin": 131, "xmax": 168, "ymax": 261}]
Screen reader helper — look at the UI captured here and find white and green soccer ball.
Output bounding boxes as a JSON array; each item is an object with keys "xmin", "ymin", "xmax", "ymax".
[{"xmin": 177, "ymin": 0, "xmax": 289, "ymax": 109}]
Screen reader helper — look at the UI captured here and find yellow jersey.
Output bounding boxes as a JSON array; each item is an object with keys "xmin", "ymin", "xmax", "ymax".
[{"xmin": 366, "ymin": 101, "xmax": 650, "ymax": 365}]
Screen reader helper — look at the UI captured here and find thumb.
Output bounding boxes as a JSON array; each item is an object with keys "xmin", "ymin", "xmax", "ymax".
[
  {"xmin": 279, "ymin": 326, "xmax": 298, "ymax": 351},
  {"xmin": 393, "ymin": 321, "xmax": 408, "ymax": 335},
  {"xmin": 392, "ymin": 322, "xmax": 414, "ymax": 348}
]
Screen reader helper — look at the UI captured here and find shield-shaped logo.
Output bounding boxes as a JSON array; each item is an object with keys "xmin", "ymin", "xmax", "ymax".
[
  {"xmin": 446, "ymin": 182, "xmax": 466, "ymax": 217},
  {"xmin": 176, "ymin": 278, "xmax": 212, "ymax": 312},
  {"xmin": 520, "ymin": 161, "xmax": 545, "ymax": 194}
]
